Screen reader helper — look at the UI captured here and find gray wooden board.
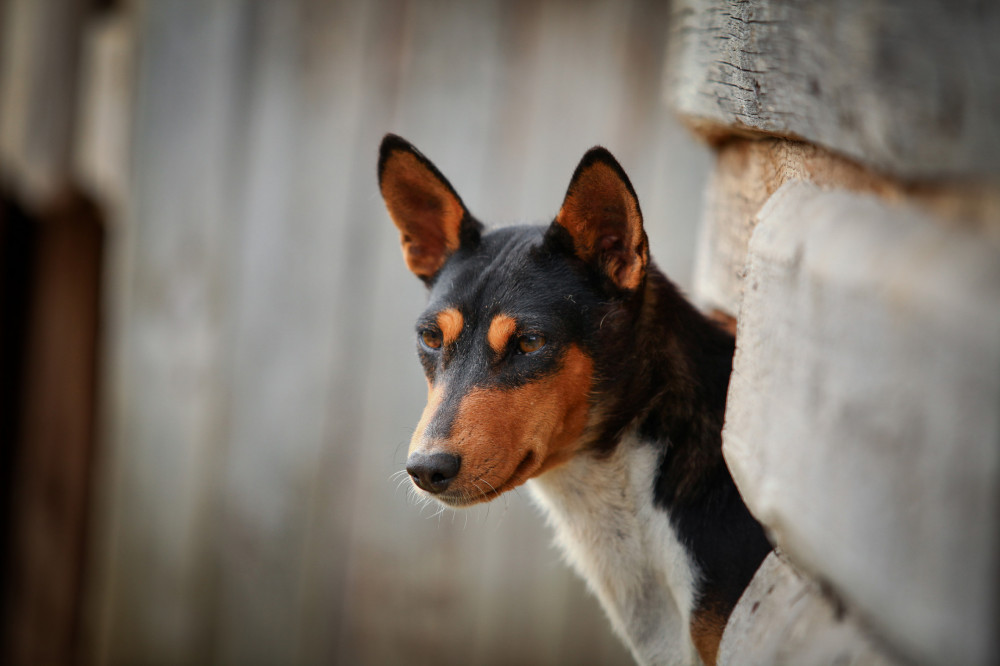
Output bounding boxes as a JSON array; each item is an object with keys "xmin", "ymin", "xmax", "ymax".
[
  {"xmin": 668, "ymin": 0, "xmax": 1000, "ymax": 179},
  {"xmin": 719, "ymin": 552, "xmax": 898, "ymax": 666},
  {"xmin": 207, "ymin": 3, "xmax": 350, "ymax": 663},
  {"xmin": 725, "ymin": 181, "xmax": 1000, "ymax": 665},
  {"xmin": 93, "ymin": 2, "xmax": 250, "ymax": 663},
  {"xmin": 0, "ymin": 0, "xmax": 92, "ymax": 202}
]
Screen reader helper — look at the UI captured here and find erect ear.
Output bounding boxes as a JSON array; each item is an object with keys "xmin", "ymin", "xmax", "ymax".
[
  {"xmin": 547, "ymin": 147, "xmax": 648, "ymax": 291},
  {"xmin": 378, "ymin": 134, "xmax": 481, "ymax": 282}
]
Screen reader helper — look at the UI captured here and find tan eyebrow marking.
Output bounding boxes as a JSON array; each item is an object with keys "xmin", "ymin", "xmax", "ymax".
[
  {"xmin": 487, "ymin": 314, "xmax": 518, "ymax": 353},
  {"xmin": 437, "ymin": 308, "xmax": 463, "ymax": 346}
]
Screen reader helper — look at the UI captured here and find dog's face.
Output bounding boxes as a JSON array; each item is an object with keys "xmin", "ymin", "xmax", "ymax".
[
  {"xmin": 406, "ymin": 226, "xmax": 599, "ymax": 506},
  {"xmin": 378, "ymin": 135, "xmax": 648, "ymax": 506}
]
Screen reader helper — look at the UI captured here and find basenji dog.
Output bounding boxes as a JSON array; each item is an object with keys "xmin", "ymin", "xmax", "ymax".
[{"xmin": 377, "ymin": 134, "xmax": 771, "ymax": 666}]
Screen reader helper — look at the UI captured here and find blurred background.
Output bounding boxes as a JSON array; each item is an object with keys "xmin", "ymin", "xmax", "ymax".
[{"xmin": 0, "ymin": 1, "xmax": 711, "ymax": 664}]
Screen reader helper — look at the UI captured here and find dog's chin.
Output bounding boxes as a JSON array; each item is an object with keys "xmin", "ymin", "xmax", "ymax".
[
  {"xmin": 427, "ymin": 490, "xmax": 489, "ymax": 508},
  {"xmin": 417, "ymin": 479, "xmax": 518, "ymax": 508}
]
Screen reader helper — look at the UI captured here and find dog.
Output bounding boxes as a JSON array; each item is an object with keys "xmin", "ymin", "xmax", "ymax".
[{"xmin": 377, "ymin": 134, "xmax": 772, "ymax": 666}]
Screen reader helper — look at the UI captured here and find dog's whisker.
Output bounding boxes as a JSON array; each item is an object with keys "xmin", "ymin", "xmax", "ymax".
[
  {"xmin": 467, "ymin": 483, "xmax": 486, "ymax": 526},
  {"xmin": 390, "ymin": 470, "xmax": 411, "ymax": 492},
  {"xmin": 480, "ymin": 478, "xmax": 500, "ymax": 499},
  {"xmin": 494, "ymin": 502, "xmax": 508, "ymax": 532},
  {"xmin": 395, "ymin": 476, "xmax": 413, "ymax": 495}
]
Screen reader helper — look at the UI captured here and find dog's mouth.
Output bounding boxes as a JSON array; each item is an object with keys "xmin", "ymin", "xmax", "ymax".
[{"xmin": 434, "ymin": 450, "xmax": 538, "ymax": 507}]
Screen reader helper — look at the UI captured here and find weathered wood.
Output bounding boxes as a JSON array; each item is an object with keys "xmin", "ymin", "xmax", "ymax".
[
  {"xmin": 693, "ymin": 138, "xmax": 892, "ymax": 314},
  {"xmin": 692, "ymin": 137, "xmax": 1000, "ymax": 315},
  {"xmin": 0, "ymin": 0, "xmax": 92, "ymax": 203},
  {"xmin": 90, "ymin": 4, "xmax": 250, "ymax": 664},
  {"xmin": 725, "ymin": 181, "xmax": 1000, "ymax": 665},
  {"xmin": 668, "ymin": 0, "xmax": 1000, "ymax": 179},
  {"xmin": 73, "ymin": 11, "xmax": 135, "ymax": 215},
  {"xmin": 3, "ymin": 189, "xmax": 103, "ymax": 666},
  {"xmin": 719, "ymin": 552, "xmax": 898, "ymax": 666}
]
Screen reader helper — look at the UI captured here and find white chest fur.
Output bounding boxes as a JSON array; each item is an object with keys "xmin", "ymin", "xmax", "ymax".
[{"xmin": 529, "ymin": 438, "xmax": 701, "ymax": 666}]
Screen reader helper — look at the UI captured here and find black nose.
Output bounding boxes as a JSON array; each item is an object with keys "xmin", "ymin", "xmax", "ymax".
[{"xmin": 406, "ymin": 452, "xmax": 461, "ymax": 493}]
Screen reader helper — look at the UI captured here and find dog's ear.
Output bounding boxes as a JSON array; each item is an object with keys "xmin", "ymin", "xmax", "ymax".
[
  {"xmin": 378, "ymin": 134, "xmax": 481, "ymax": 282},
  {"xmin": 546, "ymin": 147, "xmax": 648, "ymax": 292}
]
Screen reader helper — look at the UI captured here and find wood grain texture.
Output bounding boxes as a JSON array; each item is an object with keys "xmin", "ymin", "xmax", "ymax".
[
  {"xmin": 725, "ymin": 181, "xmax": 1000, "ymax": 665},
  {"xmin": 692, "ymin": 137, "xmax": 1000, "ymax": 315},
  {"xmin": 0, "ymin": 0, "xmax": 92, "ymax": 203},
  {"xmin": 719, "ymin": 552, "xmax": 897, "ymax": 666},
  {"xmin": 2, "ymin": 189, "xmax": 103, "ymax": 666},
  {"xmin": 89, "ymin": 4, "xmax": 251, "ymax": 664},
  {"xmin": 668, "ymin": 0, "xmax": 1000, "ymax": 179}
]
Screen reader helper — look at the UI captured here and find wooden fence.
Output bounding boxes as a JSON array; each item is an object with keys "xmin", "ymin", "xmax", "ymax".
[{"xmin": 0, "ymin": 1, "xmax": 712, "ymax": 664}]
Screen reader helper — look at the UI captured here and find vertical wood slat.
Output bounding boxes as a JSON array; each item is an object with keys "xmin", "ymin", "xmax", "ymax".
[
  {"xmin": 2, "ymin": 190, "xmax": 103, "ymax": 666},
  {"xmin": 292, "ymin": 1, "xmax": 415, "ymax": 663},
  {"xmin": 93, "ymin": 3, "xmax": 248, "ymax": 663},
  {"xmin": 0, "ymin": 0, "xmax": 92, "ymax": 203},
  {"xmin": 209, "ymin": 2, "xmax": 367, "ymax": 662}
]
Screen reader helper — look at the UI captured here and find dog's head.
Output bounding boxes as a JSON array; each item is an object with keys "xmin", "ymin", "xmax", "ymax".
[{"xmin": 378, "ymin": 134, "xmax": 649, "ymax": 506}]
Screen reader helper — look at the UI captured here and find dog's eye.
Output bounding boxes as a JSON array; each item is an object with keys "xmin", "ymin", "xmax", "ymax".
[
  {"xmin": 420, "ymin": 329, "xmax": 443, "ymax": 349},
  {"xmin": 518, "ymin": 334, "xmax": 546, "ymax": 354}
]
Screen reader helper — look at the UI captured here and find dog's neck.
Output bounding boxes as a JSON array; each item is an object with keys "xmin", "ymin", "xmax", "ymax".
[
  {"xmin": 529, "ymin": 270, "xmax": 768, "ymax": 666},
  {"xmin": 588, "ymin": 270, "xmax": 732, "ymax": 457},
  {"xmin": 529, "ymin": 438, "xmax": 700, "ymax": 666}
]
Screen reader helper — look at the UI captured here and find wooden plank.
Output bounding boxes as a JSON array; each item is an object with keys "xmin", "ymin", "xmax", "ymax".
[
  {"xmin": 207, "ymin": 2, "xmax": 369, "ymax": 663},
  {"xmin": 75, "ymin": 11, "xmax": 138, "ymax": 666},
  {"xmin": 667, "ymin": 0, "xmax": 1000, "ymax": 179},
  {"xmin": 719, "ymin": 552, "xmax": 897, "ymax": 665},
  {"xmin": 691, "ymin": 137, "xmax": 1000, "ymax": 316},
  {"xmin": 0, "ymin": 195, "xmax": 33, "ymax": 620},
  {"xmin": 692, "ymin": 139, "xmax": 897, "ymax": 314},
  {"xmin": 91, "ymin": 3, "xmax": 249, "ymax": 663},
  {"xmin": 725, "ymin": 181, "xmax": 1000, "ymax": 665},
  {"xmin": 73, "ymin": 10, "xmax": 135, "ymax": 216},
  {"xmin": 0, "ymin": 0, "xmax": 92, "ymax": 203},
  {"xmin": 287, "ymin": 2, "xmax": 408, "ymax": 663},
  {"xmin": 3, "ymin": 189, "xmax": 103, "ymax": 666}
]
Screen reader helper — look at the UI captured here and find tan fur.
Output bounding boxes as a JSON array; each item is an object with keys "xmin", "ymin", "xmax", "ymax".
[
  {"xmin": 555, "ymin": 161, "xmax": 647, "ymax": 290},
  {"xmin": 690, "ymin": 604, "xmax": 728, "ymax": 666},
  {"xmin": 437, "ymin": 308, "xmax": 463, "ymax": 346},
  {"xmin": 380, "ymin": 151, "xmax": 466, "ymax": 279},
  {"xmin": 409, "ymin": 381, "xmax": 444, "ymax": 456},
  {"xmin": 411, "ymin": 345, "xmax": 593, "ymax": 504},
  {"xmin": 486, "ymin": 313, "xmax": 518, "ymax": 354}
]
